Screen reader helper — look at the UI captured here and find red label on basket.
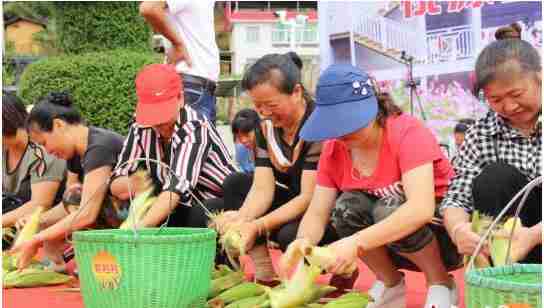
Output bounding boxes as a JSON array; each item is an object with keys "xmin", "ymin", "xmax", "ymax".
[{"xmin": 92, "ymin": 251, "xmax": 122, "ymax": 290}]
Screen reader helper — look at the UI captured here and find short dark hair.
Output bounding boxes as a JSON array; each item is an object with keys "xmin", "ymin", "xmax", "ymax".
[
  {"xmin": 27, "ymin": 91, "xmax": 83, "ymax": 132},
  {"xmin": 231, "ymin": 108, "xmax": 260, "ymax": 136},
  {"xmin": 454, "ymin": 118, "xmax": 475, "ymax": 134},
  {"xmin": 2, "ymin": 92, "xmax": 28, "ymax": 137},
  {"xmin": 474, "ymin": 39, "xmax": 541, "ymax": 95}
]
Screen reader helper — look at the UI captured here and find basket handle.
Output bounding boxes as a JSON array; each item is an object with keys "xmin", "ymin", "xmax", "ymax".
[
  {"xmin": 113, "ymin": 158, "xmax": 214, "ymax": 237},
  {"xmin": 467, "ymin": 176, "xmax": 542, "ymax": 270},
  {"xmin": 67, "ymin": 157, "xmax": 214, "ymax": 243}
]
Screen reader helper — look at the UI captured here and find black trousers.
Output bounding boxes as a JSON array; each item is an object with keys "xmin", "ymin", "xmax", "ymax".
[
  {"xmin": 197, "ymin": 172, "xmax": 338, "ymax": 251},
  {"xmin": 472, "ymin": 162, "xmax": 542, "ymax": 264}
]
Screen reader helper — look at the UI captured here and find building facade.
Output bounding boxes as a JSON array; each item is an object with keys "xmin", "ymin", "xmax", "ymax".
[
  {"xmin": 319, "ymin": 1, "xmax": 542, "ymax": 150},
  {"xmin": 225, "ymin": 1, "xmax": 320, "ymax": 91}
]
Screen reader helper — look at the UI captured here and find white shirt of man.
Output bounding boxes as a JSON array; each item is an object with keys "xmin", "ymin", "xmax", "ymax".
[{"xmin": 164, "ymin": 0, "xmax": 220, "ymax": 82}]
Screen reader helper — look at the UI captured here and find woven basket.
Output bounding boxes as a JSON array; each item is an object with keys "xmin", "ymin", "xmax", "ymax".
[
  {"xmin": 74, "ymin": 228, "xmax": 216, "ymax": 308},
  {"xmin": 465, "ymin": 264, "xmax": 542, "ymax": 308},
  {"xmin": 465, "ymin": 177, "xmax": 542, "ymax": 308}
]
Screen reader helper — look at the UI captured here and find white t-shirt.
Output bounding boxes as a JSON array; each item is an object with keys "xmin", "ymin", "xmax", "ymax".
[{"xmin": 165, "ymin": 0, "xmax": 219, "ymax": 82}]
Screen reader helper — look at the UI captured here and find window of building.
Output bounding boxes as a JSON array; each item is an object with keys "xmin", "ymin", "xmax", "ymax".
[{"xmin": 246, "ymin": 26, "xmax": 260, "ymax": 43}]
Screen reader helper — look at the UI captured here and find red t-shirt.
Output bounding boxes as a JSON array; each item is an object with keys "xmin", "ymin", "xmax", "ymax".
[{"xmin": 317, "ymin": 114, "xmax": 454, "ymax": 199}]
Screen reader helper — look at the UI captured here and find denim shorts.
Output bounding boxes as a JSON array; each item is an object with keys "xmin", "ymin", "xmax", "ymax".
[
  {"xmin": 184, "ymin": 81, "xmax": 217, "ymax": 124},
  {"xmin": 331, "ymin": 191, "xmax": 462, "ymax": 271}
]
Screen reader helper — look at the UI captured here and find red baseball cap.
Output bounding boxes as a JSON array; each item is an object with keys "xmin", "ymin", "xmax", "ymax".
[{"xmin": 135, "ymin": 64, "xmax": 183, "ymax": 126}]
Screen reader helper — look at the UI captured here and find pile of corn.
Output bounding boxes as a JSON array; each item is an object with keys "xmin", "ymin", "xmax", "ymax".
[
  {"xmin": 3, "ymin": 266, "xmax": 73, "ymax": 288},
  {"xmin": 469, "ymin": 211, "xmax": 522, "ymax": 268},
  {"xmin": 2, "ymin": 206, "xmax": 74, "ymax": 288},
  {"xmin": 207, "ymin": 262, "xmax": 369, "ymax": 308}
]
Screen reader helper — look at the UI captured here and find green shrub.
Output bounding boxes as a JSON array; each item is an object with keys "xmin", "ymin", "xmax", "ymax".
[
  {"xmin": 55, "ymin": 2, "xmax": 152, "ymax": 54},
  {"xmin": 18, "ymin": 49, "xmax": 160, "ymax": 135}
]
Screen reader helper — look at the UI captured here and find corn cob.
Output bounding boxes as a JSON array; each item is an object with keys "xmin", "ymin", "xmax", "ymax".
[
  {"xmin": 304, "ymin": 246, "xmax": 357, "ymax": 276},
  {"xmin": 267, "ymin": 260, "xmax": 336, "ymax": 308},
  {"xmin": 119, "ymin": 193, "xmax": 156, "ymax": 229},
  {"xmin": 3, "ymin": 268, "xmax": 73, "ymax": 288},
  {"xmin": 490, "ymin": 217, "xmax": 523, "ymax": 266},
  {"xmin": 220, "ymin": 229, "xmax": 246, "ymax": 270},
  {"xmin": 208, "ymin": 271, "xmax": 246, "ymax": 299},
  {"xmin": 12, "ymin": 207, "xmax": 44, "ymax": 268},
  {"xmin": 323, "ymin": 292, "xmax": 370, "ymax": 308},
  {"xmin": 212, "ymin": 264, "xmax": 234, "ymax": 279},
  {"xmin": 304, "ymin": 304, "xmax": 323, "ymax": 308},
  {"xmin": 209, "ymin": 282, "xmax": 266, "ymax": 306},
  {"xmin": 225, "ymin": 294, "xmax": 269, "ymax": 308},
  {"xmin": 13, "ymin": 207, "xmax": 44, "ymax": 248},
  {"xmin": 3, "ymin": 254, "xmax": 17, "ymax": 272}
]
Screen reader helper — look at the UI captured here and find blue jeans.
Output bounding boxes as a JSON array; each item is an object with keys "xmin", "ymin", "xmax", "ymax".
[{"xmin": 184, "ymin": 81, "xmax": 216, "ymax": 124}]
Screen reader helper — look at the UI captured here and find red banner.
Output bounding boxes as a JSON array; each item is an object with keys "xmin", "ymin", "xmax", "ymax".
[{"xmin": 402, "ymin": 1, "xmax": 495, "ymax": 18}]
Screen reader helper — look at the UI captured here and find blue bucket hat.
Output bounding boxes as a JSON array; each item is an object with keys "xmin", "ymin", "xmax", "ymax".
[{"xmin": 299, "ymin": 64, "xmax": 378, "ymax": 141}]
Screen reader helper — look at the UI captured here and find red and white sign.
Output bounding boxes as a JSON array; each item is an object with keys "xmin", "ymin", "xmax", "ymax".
[{"xmin": 402, "ymin": 1, "xmax": 496, "ymax": 18}]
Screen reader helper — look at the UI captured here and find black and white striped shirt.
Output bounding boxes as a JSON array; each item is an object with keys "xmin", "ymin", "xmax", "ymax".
[
  {"xmin": 113, "ymin": 106, "xmax": 238, "ymax": 206},
  {"xmin": 440, "ymin": 110, "xmax": 541, "ymax": 213}
]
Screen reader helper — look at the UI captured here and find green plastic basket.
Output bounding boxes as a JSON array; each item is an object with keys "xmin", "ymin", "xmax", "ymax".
[
  {"xmin": 73, "ymin": 227, "xmax": 217, "ymax": 308},
  {"xmin": 465, "ymin": 264, "xmax": 542, "ymax": 308}
]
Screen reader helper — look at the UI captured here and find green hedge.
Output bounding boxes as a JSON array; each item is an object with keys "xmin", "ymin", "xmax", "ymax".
[
  {"xmin": 18, "ymin": 49, "xmax": 160, "ymax": 135},
  {"xmin": 55, "ymin": 2, "xmax": 152, "ymax": 54}
]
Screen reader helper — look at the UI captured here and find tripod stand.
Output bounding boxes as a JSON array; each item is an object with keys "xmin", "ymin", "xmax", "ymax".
[{"xmin": 401, "ymin": 51, "xmax": 427, "ymax": 121}]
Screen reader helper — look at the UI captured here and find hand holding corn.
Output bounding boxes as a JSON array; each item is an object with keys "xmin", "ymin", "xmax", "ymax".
[
  {"xmin": 324, "ymin": 235, "xmax": 359, "ymax": 276},
  {"xmin": 208, "ymin": 211, "xmax": 245, "ymax": 235},
  {"xmin": 10, "ymin": 206, "xmax": 44, "ymax": 270},
  {"xmin": 10, "ymin": 236, "xmax": 42, "ymax": 270},
  {"xmin": 279, "ymin": 238, "xmax": 311, "ymax": 279},
  {"xmin": 452, "ymin": 221, "xmax": 489, "ymax": 257}
]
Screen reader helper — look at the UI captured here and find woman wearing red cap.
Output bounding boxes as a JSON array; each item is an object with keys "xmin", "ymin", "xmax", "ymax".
[
  {"xmin": 110, "ymin": 64, "xmax": 237, "ymax": 228},
  {"xmin": 281, "ymin": 64, "xmax": 461, "ymax": 308}
]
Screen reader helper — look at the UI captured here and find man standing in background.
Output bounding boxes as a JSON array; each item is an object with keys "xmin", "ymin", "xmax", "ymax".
[{"xmin": 140, "ymin": 0, "xmax": 219, "ymax": 123}]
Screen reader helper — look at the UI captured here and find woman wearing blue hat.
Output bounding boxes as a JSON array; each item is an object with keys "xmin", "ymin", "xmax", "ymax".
[{"xmin": 281, "ymin": 64, "xmax": 461, "ymax": 308}]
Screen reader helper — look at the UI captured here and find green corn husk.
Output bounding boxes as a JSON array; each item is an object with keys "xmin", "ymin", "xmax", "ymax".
[
  {"xmin": 465, "ymin": 210, "xmax": 493, "ymax": 268},
  {"xmin": 225, "ymin": 294, "xmax": 268, "ymax": 308},
  {"xmin": 119, "ymin": 189, "xmax": 156, "ymax": 229},
  {"xmin": 212, "ymin": 264, "xmax": 234, "ymax": 279},
  {"xmin": 323, "ymin": 292, "xmax": 371, "ymax": 308},
  {"xmin": 209, "ymin": 282, "xmax": 266, "ymax": 306},
  {"xmin": 3, "ymin": 254, "xmax": 17, "ymax": 272},
  {"xmin": 490, "ymin": 217, "xmax": 522, "ymax": 266},
  {"xmin": 3, "ymin": 268, "xmax": 73, "ymax": 288},
  {"xmin": 267, "ymin": 261, "xmax": 335, "ymax": 308},
  {"xmin": 208, "ymin": 271, "xmax": 246, "ymax": 299},
  {"xmin": 220, "ymin": 229, "xmax": 246, "ymax": 270},
  {"xmin": 3, "ymin": 254, "xmax": 43, "ymax": 272}
]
